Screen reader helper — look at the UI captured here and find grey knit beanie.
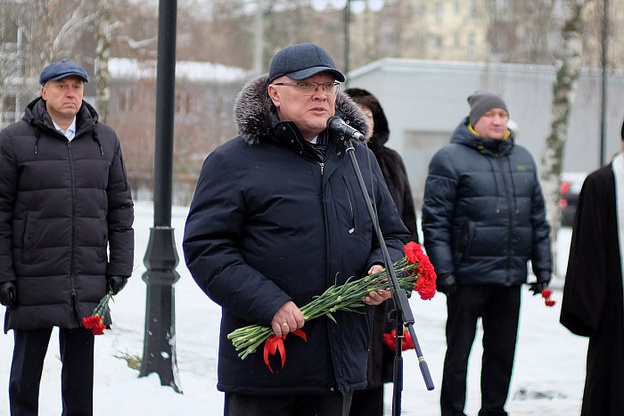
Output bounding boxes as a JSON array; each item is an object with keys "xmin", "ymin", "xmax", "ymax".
[{"xmin": 467, "ymin": 90, "xmax": 508, "ymax": 125}]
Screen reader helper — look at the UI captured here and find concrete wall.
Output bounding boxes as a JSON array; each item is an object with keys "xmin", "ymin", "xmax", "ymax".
[{"xmin": 347, "ymin": 58, "xmax": 624, "ymax": 208}]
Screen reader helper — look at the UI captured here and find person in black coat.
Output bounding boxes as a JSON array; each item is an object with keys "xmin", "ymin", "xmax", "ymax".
[
  {"xmin": 345, "ymin": 88, "xmax": 419, "ymax": 416},
  {"xmin": 0, "ymin": 61, "xmax": 135, "ymax": 416},
  {"xmin": 422, "ymin": 91, "xmax": 551, "ymax": 416},
  {"xmin": 560, "ymin": 122, "xmax": 624, "ymax": 416},
  {"xmin": 183, "ymin": 44, "xmax": 409, "ymax": 416}
]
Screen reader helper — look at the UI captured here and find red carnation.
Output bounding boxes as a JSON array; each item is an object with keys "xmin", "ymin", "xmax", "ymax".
[
  {"xmin": 81, "ymin": 291, "xmax": 114, "ymax": 335},
  {"xmin": 404, "ymin": 241, "xmax": 424, "ymax": 265},
  {"xmin": 541, "ymin": 288, "xmax": 556, "ymax": 307},
  {"xmin": 383, "ymin": 329, "xmax": 415, "ymax": 351}
]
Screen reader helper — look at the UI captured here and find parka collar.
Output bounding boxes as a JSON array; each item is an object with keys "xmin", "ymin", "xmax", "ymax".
[
  {"xmin": 23, "ymin": 96, "xmax": 98, "ymax": 136},
  {"xmin": 451, "ymin": 116, "xmax": 514, "ymax": 156}
]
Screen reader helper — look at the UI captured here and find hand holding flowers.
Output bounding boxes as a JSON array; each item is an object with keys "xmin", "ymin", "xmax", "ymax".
[
  {"xmin": 227, "ymin": 242, "xmax": 437, "ymax": 371},
  {"xmin": 82, "ymin": 290, "xmax": 114, "ymax": 335}
]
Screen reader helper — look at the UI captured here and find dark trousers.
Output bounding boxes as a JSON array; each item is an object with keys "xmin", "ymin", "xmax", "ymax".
[
  {"xmin": 349, "ymin": 385, "xmax": 384, "ymax": 416},
  {"xmin": 225, "ymin": 391, "xmax": 354, "ymax": 416},
  {"xmin": 9, "ymin": 327, "xmax": 95, "ymax": 416},
  {"xmin": 440, "ymin": 286, "xmax": 520, "ymax": 416}
]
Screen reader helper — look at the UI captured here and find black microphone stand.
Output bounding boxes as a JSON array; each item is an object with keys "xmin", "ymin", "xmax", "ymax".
[{"xmin": 342, "ymin": 136, "xmax": 434, "ymax": 415}]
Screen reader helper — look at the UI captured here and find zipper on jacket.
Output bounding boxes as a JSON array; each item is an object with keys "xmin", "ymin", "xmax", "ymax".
[
  {"xmin": 343, "ymin": 179, "xmax": 356, "ymax": 234},
  {"xmin": 319, "ymin": 162, "xmax": 324, "ymax": 176},
  {"xmin": 67, "ymin": 140, "xmax": 78, "ymax": 298}
]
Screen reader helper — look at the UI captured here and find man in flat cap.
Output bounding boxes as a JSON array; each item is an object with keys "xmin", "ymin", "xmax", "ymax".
[
  {"xmin": 184, "ymin": 43, "xmax": 408, "ymax": 415},
  {"xmin": 0, "ymin": 60, "xmax": 134, "ymax": 415},
  {"xmin": 422, "ymin": 90, "xmax": 552, "ymax": 416}
]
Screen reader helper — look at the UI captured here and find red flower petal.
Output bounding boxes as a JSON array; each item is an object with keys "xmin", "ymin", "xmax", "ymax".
[
  {"xmin": 262, "ymin": 329, "xmax": 307, "ymax": 373},
  {"xmin": 404, "ymin": 242, "xmax": 424, "ymax": 265},
  {"xmin": 383, "ymin": 329, "xmax": 415, "ymax": 351}
]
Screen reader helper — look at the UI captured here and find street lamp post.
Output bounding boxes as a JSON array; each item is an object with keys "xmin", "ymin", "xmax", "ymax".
[{"xmin": 138, "ymin": 0, "xmax": 182, "ymax": 393}]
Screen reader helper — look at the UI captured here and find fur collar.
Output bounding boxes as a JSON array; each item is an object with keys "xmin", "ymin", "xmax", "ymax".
[{"xmin": 233, "ymin": 74, "xmax": 370, "ymax": 145}]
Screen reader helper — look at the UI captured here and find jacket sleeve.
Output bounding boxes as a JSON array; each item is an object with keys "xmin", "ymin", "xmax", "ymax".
[
  {"xmin": 0, "ymin": 128, "xmax": 18, "ymax": 283},
  {"xmin": 183, "ymin": 151, "xmax": 291, "ymax": 327},
  {"xmin": 528, "ymin": 160, "xmax": 552, "ymax": 276},
  {"xmin": 105, "ymin": 133, "xmax": 135, "ymax": 278},
  {"xmin": 421, "ymin": 148, "xmax": 458, "ymax": 276}
]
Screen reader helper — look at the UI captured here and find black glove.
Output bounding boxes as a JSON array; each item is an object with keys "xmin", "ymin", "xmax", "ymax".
[
  {"xmin": 436, "ymin": 273, "xmax": 457, "ymax": 296},
  {"xmin": 529, "ymin": 271, "xmax": 551, "ymax": 295},
  {"xmin": 0, "ymin": 281, "xmax": 17, "ymax": 309},
  {"xmin": 107, "ymin": 276, "xmax": 128, "ymax": 295}
]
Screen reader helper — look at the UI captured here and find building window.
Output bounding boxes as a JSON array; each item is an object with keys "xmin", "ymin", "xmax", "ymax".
[
  {"xmin": 175, "ymin": 92, "xmax": 190, "ymax": 115},
  {"xmin": 468, "ymin": 0, "xmax": 476, "ymax": 21},
  {"xmin": 1, "ymin": 95, "xmax": 17, "ymax": 126},
  {"xmin": 0, "ymin": 15, "xmax": 19, "ymax": 45},
  {"xmin": 119, "ymin": 89, "xmax": 133, "ymax": 112},
  {"xmin": 467, "ymin": 33, "xmax": 476, "ymax": 55},
  {"xmin": 432, "ymin": 35, "xmax": 443, "ymax": 48},
  {"xmin": 434, "ymin": 2, "xmax": 443, "ymax": 22}
]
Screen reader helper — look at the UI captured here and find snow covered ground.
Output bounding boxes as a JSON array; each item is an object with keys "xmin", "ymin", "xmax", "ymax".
[{"xmin": 0, "ymin": 202, "xmax": 587, "ymax": 415}]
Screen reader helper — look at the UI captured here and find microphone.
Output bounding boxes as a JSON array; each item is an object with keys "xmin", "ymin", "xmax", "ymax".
[{"xmin": 327, "ymin": 116, "xmax": 365, "ymax": 142}]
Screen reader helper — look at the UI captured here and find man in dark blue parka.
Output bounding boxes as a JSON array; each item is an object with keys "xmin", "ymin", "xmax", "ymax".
[
  {"xmin": 183, "ymin": 44, "xmax": 409, "ymax": 416},
  {"xmin": 422, "ymin": 91, "xmax": 552, "ymax": 416}
]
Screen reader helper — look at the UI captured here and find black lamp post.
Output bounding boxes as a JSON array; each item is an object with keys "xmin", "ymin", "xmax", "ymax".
[{"xmin": 138, "ymin": 0, "xmax": 182, "ymax": 393}]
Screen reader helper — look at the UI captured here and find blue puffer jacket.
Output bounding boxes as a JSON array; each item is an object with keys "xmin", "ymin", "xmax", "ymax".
[
  {"xmin": 422, "ymin": 117, "xmax": 551, "ymax": 286},
  {"xmin": 183, "ymin": 75, "xmax": 409, "ymax": 395}
]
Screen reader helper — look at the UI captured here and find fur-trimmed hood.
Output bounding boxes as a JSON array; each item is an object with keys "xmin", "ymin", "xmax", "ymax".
[{"xmin": 233, "ymin": 74, "xmax": 370, "ymax": 145}]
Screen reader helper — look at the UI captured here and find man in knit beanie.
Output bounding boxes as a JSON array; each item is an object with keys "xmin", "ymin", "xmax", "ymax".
[
  {"xmin": 467, "ymin": 90, "xmax": 510, "ymax": 140},
  {"xmin": 422, "ymin": 90, "xmax": 552, "ymax": 416}
]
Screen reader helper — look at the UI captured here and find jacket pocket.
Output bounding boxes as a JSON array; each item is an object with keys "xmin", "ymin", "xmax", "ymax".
[{"xmin": 21, "ymin": 213, "xmax": 36, "ymax": 264}]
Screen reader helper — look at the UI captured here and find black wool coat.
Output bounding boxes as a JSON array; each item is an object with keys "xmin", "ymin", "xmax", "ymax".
[
  {"xmin": 0, "ymin": 97, "xmax": 135, "ymax": 331},
  {"xmin": 560, "ymin": 163, "xmax": 624, "ymax": 416}
]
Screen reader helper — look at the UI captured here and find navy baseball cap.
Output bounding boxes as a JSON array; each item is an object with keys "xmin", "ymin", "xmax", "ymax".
[
  {"xmin": 39, "ymin": 61, "xmax": 89, "ymax": 86},
  {"xmin": 269, "ymin": 43, "xmax": 345, "ymax": 83}
]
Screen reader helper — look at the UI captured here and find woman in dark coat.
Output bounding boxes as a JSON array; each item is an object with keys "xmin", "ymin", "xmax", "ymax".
[{"xmin": 345, "ymin": 88, "xmax": 419, "ymax": 416}]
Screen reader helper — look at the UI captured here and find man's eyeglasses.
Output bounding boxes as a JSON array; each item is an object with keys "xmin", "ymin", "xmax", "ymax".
[{"xmin": 273, "ymin": 81, "xmax": 340, "ymax": 96}]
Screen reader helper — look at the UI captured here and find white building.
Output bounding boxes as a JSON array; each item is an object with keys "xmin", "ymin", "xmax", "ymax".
[{"xmin": 348, "ymin": 58, "xmax": 624, "ymax": 208}]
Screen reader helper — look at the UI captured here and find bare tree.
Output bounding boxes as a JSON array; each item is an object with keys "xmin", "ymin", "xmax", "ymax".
[
  {"xmin": 95, "ymin": 0, "xmax": 121, "ymax": 122},
  {"xmin": 0, "ymin": 0, "xmax": 25, "ymax": 127},
  {"xmin": 540, "ymin": 0, "xmax": 589, "ymax": 274}
]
